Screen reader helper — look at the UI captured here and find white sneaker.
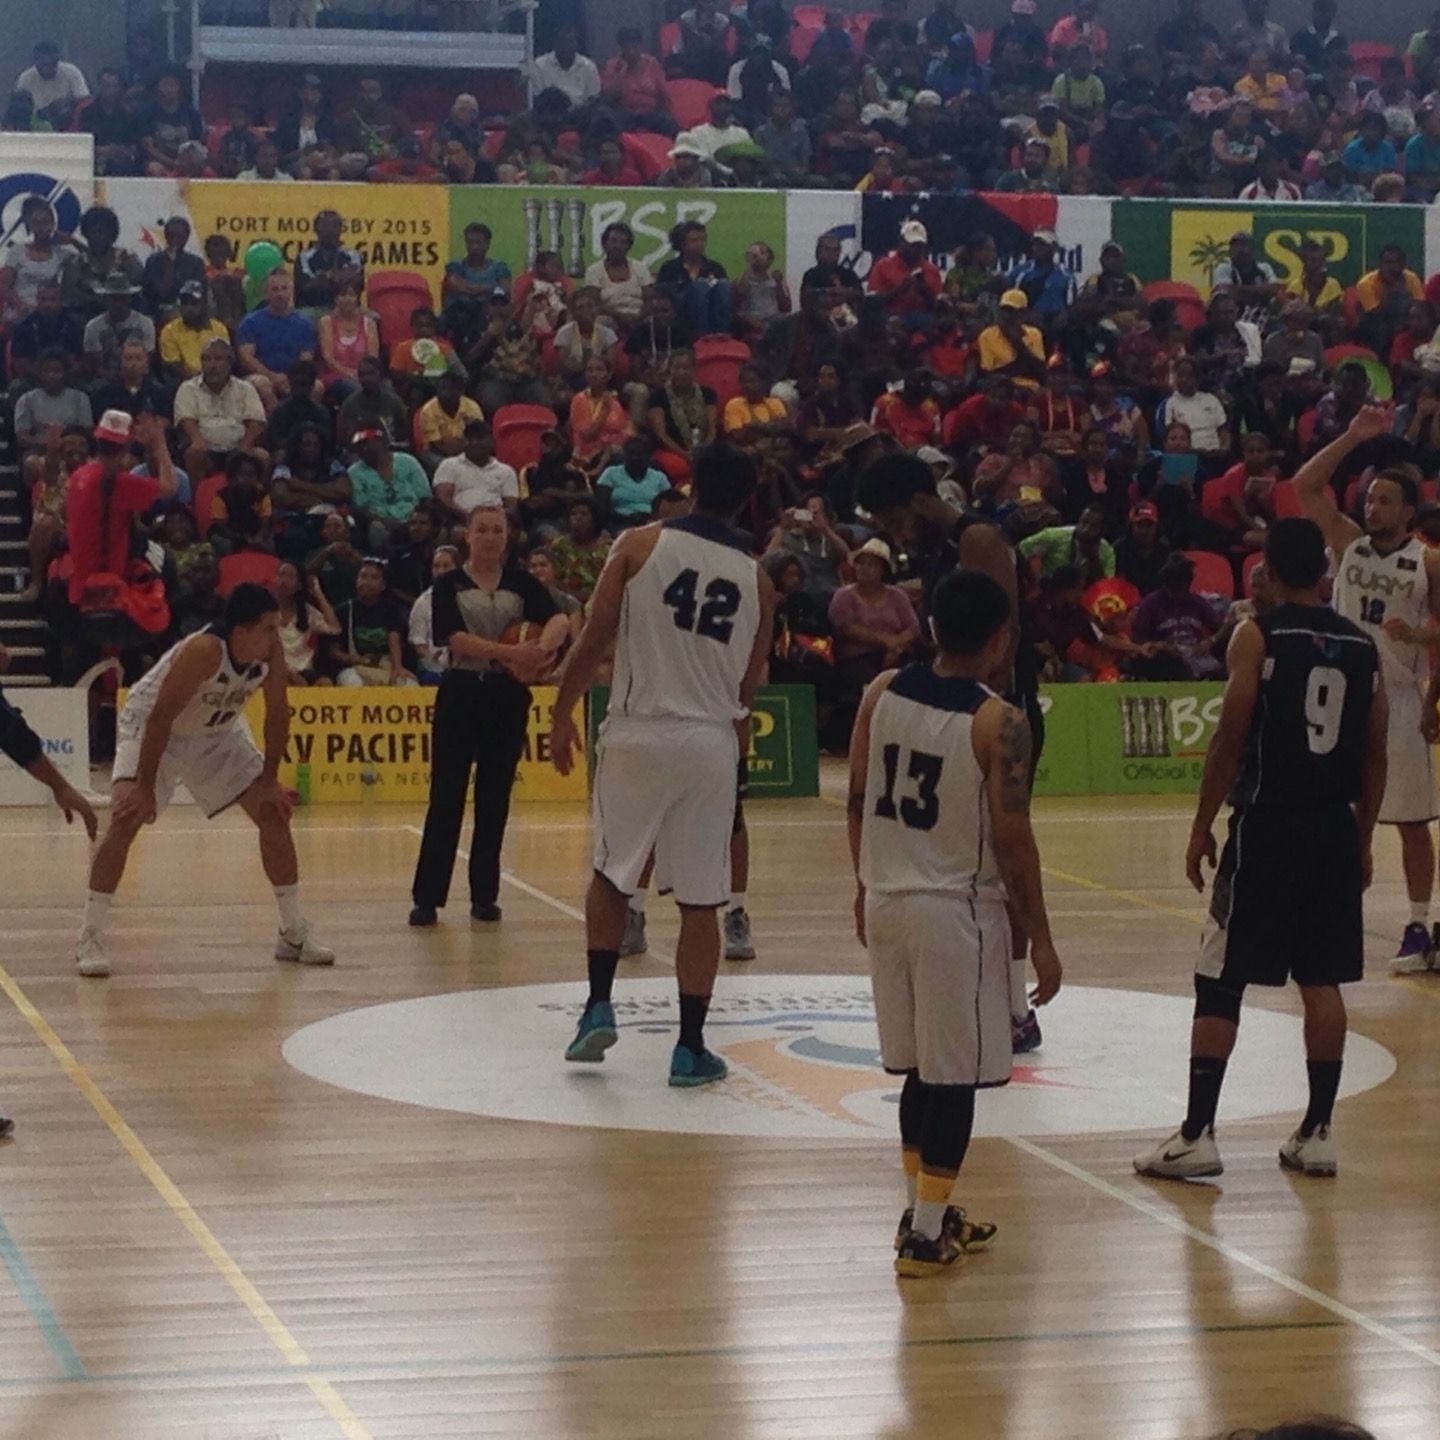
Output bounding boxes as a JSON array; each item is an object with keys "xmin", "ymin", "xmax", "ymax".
[
  {"xmin": 75, "ymin": 927, "xmax": 110, "ymax": 978},
  {"xmin": 1279, "ymin": 1125, "xmax": 1337, "ymax": 1177},
  {"xmin": 274, "ymin": 929, "xmax": 335, "ymax": 966},
  {"xmin": 1133, "ymin": 1126, "xmax": 1223, "ymax": 1180}
]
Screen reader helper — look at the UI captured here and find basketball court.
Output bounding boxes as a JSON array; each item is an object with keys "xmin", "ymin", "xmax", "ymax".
[{"xmin": 2, "ymin": 775, "xmax": 1438, "ymax": 1439}]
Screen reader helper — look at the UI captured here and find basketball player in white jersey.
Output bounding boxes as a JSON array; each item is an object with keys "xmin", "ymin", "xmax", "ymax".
[
  {"xmin": 849, "ymin": 569, "xmax": 1062, "ymax": 1277},
  {"xmin": 1294, "ymin": 404, "xmax": 1440, "ymax": 972},
  {"xmin": 75, "ymin": 583, "xmax": 334, "ymax": 977},
  {"xmin": 550, "ymin": 445, "xmax": 776, "ymax": 1086}
]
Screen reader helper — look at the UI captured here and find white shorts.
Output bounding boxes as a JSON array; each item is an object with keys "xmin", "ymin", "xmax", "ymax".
[
  {"xmin": 1380, "ymin": 683, "xmax": 1438, "ymax": 825},
  {"xmin": 592, "ymin": 716, "xmax": 738, "ymax": 908},
  {"xmin": 113, "ymin": 721, "xmax": 265, "ymax": 819},
  {"xmin": 865, "ymin": 891, "xmax": 1013, "ymax": 1088}
]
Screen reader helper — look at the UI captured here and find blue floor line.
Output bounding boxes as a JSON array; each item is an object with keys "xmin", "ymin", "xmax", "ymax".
[{"xmin": 0, "ymin": 1214, "xmax": 88, "ymax": 1380}]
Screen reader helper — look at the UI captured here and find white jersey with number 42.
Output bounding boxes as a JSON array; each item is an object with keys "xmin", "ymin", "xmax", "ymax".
[
  {"xmin": 1332, "ymin": 534, "xmax": 1430, "ymax": 692},
  {"xmin": 119, "ymin": 627, "xmax": 268, "ymax": 739},
  {"xmin": 609, "ymin": 517, "xmax": 761, "ymax": 726}
]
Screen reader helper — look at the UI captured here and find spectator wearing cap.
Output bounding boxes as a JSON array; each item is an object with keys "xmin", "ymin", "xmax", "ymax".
[
  {"xmin": 1303, "ymin": 150, "xmax": 1365, "ymax": 203},
  {"xmin": 827, "ymin": 538, "xmax": 921, "ymax": 699},
  {"xmin": 600, "ymin": 27, "xmax": 675, "ymax": 135},
  {"xmin": 996, "ymin": 137, "xmax": 1060, "ymax": 192},
  {"xmin": 468, "ymin": 289, "xmax": 551, "ymax": 415},
  {"xmin": 1238, "ymin": 148, "xmax": 1301, "ymax": 201},
  {"xmin": 82, "ymin": 273, "xmax": 155, "ymax": 384},
  {"xmin": 1404, "ymin": 104, "xmax": 1440, "ymax": 200},
  {"xmin": 893, "ymin": 90, "xmax": 953, "ymax": 187},
  {"xmin": 348, "ymin": 429, "xmax": 432, "ymax": 553},
  {"xmin": 655, "ymin": 134, "xmax": 721, "ymax": 188},
  {"xmin": 67, "ymin": 409, "xmax": 178, "ymax": 608},
  {"xmin": 993, "ymin": 0, "xmax": 1049, "ymax": 67},
  {"xmin": 434, "ymin": 421, "xmax": 519, "ymax": 518},
  {"xmin": 15, "ymin": 41, "xmax": 90, "ymax": 128},
  {"xmin": 867, "ymin": 221, "xmax": 943, "ymax": 328},
  {"xmin": 173, "ymin": 338, "xmax": 266, "ymax": 481},
  {"xmin": 159, "ymin": 281, "xmax": 230, "ymax": 382},
  {"xmin": 1010, "ymin": 232, "xmax": 1075, "ymax": 326},
  {"xmin": 529, "ymin": 27, "xmax": 601, "ymax": 112},
  {"xmin": 273, "ymin": 72, "xmax": 337, "ymax": 173},
  {"xmin": 1115, "ymin": 500, "xmax": 1171, "ymax": 594},
  {"xmin": 295, "ymin": 209, "xmax": 364, "ymax": 312},
  {"xmin": 141, "ymin": 216, "xmax": 206, "ymax": 319},
  {"xmin": 1048, "ymin": 0, "xmax": 1108, "ymax": 65},
  {"xmin": 236, "ymin": 269, "xmax": 317, "ymax": 408}
]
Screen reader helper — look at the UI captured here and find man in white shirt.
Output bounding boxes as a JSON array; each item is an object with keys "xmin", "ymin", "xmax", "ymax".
[
  {"xmin": 14, "ymin": 41, "xmax": 89, "ymax": 125},
  {"xmin": 1158, "ymin": 358, "xmax": 1230, "ymax": 456},
  {"xmin": 688, "ymin": 93, "xmax": 753, "ymax": 160},
  {"xmin": 173, "ymin": 338, "xmax": 268, "ymax": 478},
  {"xmin": 1238, "ymin": 150, "xmax": 1302, "ymax": 202},
  {"xmin": 529, "ymin": 27, "xmax": 601, "ymax": 111},
  {"xmin": 433, "ymin": 421, "xmax": 519, "ymax": 517}
]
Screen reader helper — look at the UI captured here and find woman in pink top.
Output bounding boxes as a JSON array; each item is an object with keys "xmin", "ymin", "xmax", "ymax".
[
  {"xmin": 317, "ymin": 279, "xmax": 379, "ymax": 396},
  {"xmin": 827, "ymin": 537, "xmax": 921, "ymax": 697},
  {"xmin": 567, "ymin": 355, "xmax": 630, "ymax": 481}
]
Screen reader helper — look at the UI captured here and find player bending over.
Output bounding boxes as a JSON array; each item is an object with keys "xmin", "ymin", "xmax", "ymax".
[
  {"xmin": 1135, "ymin": 519, "xmax": 1385, "ymax": 1181},
  {"xmin": 849, "ymin": 569, "xmax": 1062, "ymax": 1278},
  {"xmin": 75, "ymin": 582, "xmax": 334, "ymax": 977}
]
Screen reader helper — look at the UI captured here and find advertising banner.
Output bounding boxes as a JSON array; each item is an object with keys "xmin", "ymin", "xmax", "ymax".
[
  {"xmin": 1029, "ymin": 684, "xmax": 1092, "ymax": 798},
  {"xmin": 0, "ymin": 686, "xmax": 90, "ymax": 806},
  {"xmin": 1112, "ymin": 199, "xmax": 1427, "ymax": 299},
  {"xmin": 0, "ymin": 133, "xmax": 93, "ymax": 248},
  {"xmin": 102, "ymin": 178, "xmax": 450, "ymax": 297},
  {"xmin": 451, "ymin": 184, "xmax": 786, "ymax": 282},
  {"xmin": 233, "ymin": 684, "xmax": 585, "ymax": 804}
]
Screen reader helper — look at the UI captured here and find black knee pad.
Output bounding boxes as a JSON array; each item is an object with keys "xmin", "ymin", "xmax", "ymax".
[{"xmin": 1194, "ymin": 973, "xmax": 1244, "ymax": 1023}]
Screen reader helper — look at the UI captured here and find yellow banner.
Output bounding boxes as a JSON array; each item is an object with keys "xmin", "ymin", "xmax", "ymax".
[
  {"xmin": 239, "ymin": 684, "xmax": 585, "ymax": 804},
  {"xmin": 182, "ymin": 180, "xmax": 448, "ymax": 297}
]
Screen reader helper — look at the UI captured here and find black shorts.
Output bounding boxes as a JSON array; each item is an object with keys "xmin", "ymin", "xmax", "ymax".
[
  {"xmin": 734, "ymin": 756, "xmax": 748, "ymax": 834},
  {"xmin": 1199, "ymin": 806, "xmax": 1364, "ymax": 989}
]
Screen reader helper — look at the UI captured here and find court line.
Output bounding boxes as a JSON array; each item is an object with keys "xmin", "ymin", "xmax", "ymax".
[
  {"xmin": 0, "ymin": 961, "xmax": 374, "ymax": 1440},
  {"xmin": 0, "ymin": 1212, "xmax": 87, "ymax": 1380},
  {"xmin": 1010, "ymin": 1135, "xmax": 1440, "ymax": 1370}
]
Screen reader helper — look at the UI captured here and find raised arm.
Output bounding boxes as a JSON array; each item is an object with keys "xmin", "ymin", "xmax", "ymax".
[
  {"xmin": 1292, "ymin": 404, "xmax": 1394, "ymax": 556},
  {"xmin": 1185, "ymin": 619, "xmax": 1263, "ymax": 891}
]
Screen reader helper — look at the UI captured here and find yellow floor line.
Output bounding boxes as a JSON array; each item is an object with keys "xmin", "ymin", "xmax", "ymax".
[{"xmin": 0, "ymin": 962, "xmax": 373, "ymax": 1440}]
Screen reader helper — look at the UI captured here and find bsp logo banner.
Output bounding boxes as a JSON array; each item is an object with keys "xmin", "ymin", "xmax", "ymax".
[
  {"xmin": 452, "ymin": 184, "xmax": 785, "ymax": 282},
  {"xmin": 240, "ymin": 685, "xmax": 585, "ymax": 803}
]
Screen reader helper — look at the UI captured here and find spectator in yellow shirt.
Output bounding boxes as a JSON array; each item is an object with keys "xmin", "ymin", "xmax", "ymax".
[
  {"xmin": 1281, "ymin": 236, "xmax": 1344, "ymax": 323},
  {"xmin": 722, "ymin": 363, "xmax": 789, "ymax": 449},
  {"xmin": 1232, "ymin": 49, "xmax": 1289, "ymax": 115},
  {"xmin": 976, "ymin": 289, "xmax": 1048, "ymax": 389},
  {"xmin": 415, "ymin": 369, "xmax": 483, "ymax": 474},
  {"xmin": 1026, "ymin": 97, "xmax": 1071, "ymax": 170},
  {"xmin": 158, "ymin": 281, "xmax": 230, "ymax": 382},
  {"xmin": 1354, "ymin": 244, "xmax": 1424, "ymax": 356}
]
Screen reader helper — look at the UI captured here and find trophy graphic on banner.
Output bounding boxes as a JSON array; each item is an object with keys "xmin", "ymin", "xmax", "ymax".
[
  {"xmin": 1120, "ymin": 695, "xmax": 1171, "ymax": 759},
  {"xmin": 520, "ymin": 195, "xmax": 590, "ymax": 276}
]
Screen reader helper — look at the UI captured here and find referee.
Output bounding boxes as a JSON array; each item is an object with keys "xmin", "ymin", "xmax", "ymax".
[
  {"xmin": 409, "ymin": 505, "xmax": 568, "ymax": 927},
  {"xmin": 1, "ymin": 643, "xmax": 99, "ymax": 1139}
]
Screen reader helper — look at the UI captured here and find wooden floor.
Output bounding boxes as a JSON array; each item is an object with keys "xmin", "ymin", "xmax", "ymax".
[{"xmin": 2, "ymin": 769, "xmax": 1440, "ymax": 1440}]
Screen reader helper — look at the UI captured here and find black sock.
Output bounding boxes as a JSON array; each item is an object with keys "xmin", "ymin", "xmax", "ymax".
[
  {"xmin": 1182, "ymin": 1057, "xmax": 1228, "ymax": 1142},
  {"xmin": 1301, "ymin": 1060, "xmax": 1343, "ymax": 1137},
  {"xmin": 678, "ymin": 992, "xmax": 710, "ymax": 1054},
  {"xmin": 586, "ymin": 949, "xmax": 620, "ymax": 1010}
]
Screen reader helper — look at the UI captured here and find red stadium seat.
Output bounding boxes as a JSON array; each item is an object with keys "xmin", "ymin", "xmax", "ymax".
[
  {"xmin": 493, "ymin": 404, "xmax": 559, "ymax": 473},
  {"xmin": 792, "ymin": 4, "xmax": 827, "ymax": 25},
  {"xmin": 665, "ymin": 79, "xmax": 723, "ymax": 130},
  {"xmin": 660, "ymin": 20, "xmax": 682, "ymax": 55},
  {"xmin": 1350, "ymin": 40, "xmax": 1394, "ymax": 81},
  {"xmin": 367, "ymin": 270, "xmax": 434, "ymax": 350},
  {"xmin": 974, "ymin": 27, "xmax": 994, "ymax": 62},
  {"xmin": 1183, "ymin": 549, "xmax": 1234, "ymax": 599},
  {"xmin": 623, "ymin": 131, "xmax": 673, "ymax": 181},
  {"xmin": 1141, "ymin": 280, "xmax": 1206, "ymax": 333},
  {"xmin": 193, "ymin": 473, "xmax": 227, "ymax": 534},
  {"xmin": 217, "ymin": 548, "xmax": 280, "ymax": 597},
  {"xmin": 1297, "ymin": 407, "xmax": 1318, "ymax": 453},
  {"xmin": 791, "ymin": 24, "xmax": 822, "ymax": 61},
  {"xmin": 694, "ymin": 335, "xmax": 751, "ymax": 407}
]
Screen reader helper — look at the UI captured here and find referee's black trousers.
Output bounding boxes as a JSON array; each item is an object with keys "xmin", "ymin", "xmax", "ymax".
[{"xmin": 412, "ymin": 669, "xmax": 532, "ymax": 909}]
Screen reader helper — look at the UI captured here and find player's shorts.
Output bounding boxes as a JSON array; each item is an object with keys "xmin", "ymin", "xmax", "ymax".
[
  {"xmin": 1198, "ymin": 805, "xmax": 1363, "ymax": 989},
  {"xmin": 113, "ymin": 719, "xmax": 265, "ymax": 819},
  {"xmin": 865, "ymin": 890, "xmax": 1013, "ymax": 1087},
  {"xmin": 1379, "ymin": 682, "xmax": 1438, "ymax": 825},
  {"xmin": 592, "ymin": 716, "xmax": 738, "ymax": 908}
]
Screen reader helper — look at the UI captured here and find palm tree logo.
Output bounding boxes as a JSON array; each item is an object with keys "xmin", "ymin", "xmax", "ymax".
[{"xmin": 1188, "ymin": 233, "xmax": 1231, "ymax": 288}]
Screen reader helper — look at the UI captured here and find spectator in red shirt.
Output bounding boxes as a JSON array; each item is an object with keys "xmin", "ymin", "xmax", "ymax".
[
  {"xmin": 600, "ymin": 27, "xmax": 676, "ymax": 135},
  {"xmin": 873, "ymin": 373, "xmax": 941, "ymax": 448},
  {"xmin": 942, "ymin": 374, "xmax": 1025, "ymax": 447},
  {"xmin": 1201, "ymin": 431, "xmax": 1298, "ymax": 556},
  {"xmin": 867, "ymin": 219, "xmax": 943, "ymax": 327},
  {"xmin": 67, "ymin": 410, "xmax": 178, "ymax": 606},
  {"xmin": 581, "ymin": 137, "xmax": 645, "ymax": 186}
]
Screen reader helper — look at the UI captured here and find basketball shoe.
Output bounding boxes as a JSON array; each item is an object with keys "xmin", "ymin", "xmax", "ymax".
[
  {"xmin": 895, "ymin": 1229, "xmax": 965, "ymax": 1278},
  {"xmin": 75, "ymin": 927, "xmax": 110, "ymax": 978},
  {"xmin": 1279, "ymin": 1125, "xmax": 1337, "ymax": 1176},
  {"xmin": 724, "ymin": 907, "xmax": 755, "ymax": 961},
  {"xmin": 668, "ymin": 1044, "xmax": 727, "ymax": 1086},
  {"xmin": 275, "ymin": 928, "xmax": 335, "ymax": 965},
  {"xmin": 565, "ymin": 1002, "xmax": 618, "ymax": 1063},
  {"xmin": 620, "ymin": 908, "xmax": 647, "ymax": 957},
  {"xmin": 1133, "ymin": 1126, "xmax": 1223, "ymax": 1179},
  {"xmin": 894, "ymin": 1206, "xmax": 998, "ymax": 1252},
  {"xmin": 1391, "ymin": 922, "xmax": 1435, "ymax": 974},
  {"xmin": 1012, "ymin": 1009, "xmax": 1042, "ymax": 1053}
]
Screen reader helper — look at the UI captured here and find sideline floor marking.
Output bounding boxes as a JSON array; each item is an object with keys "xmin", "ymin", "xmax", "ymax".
[{"xmin": 0, "ymin": 961, "xmax": 374, "ymax": 1440}]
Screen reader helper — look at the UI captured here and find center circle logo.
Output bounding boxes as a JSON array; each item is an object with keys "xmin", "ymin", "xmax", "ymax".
[{"xmin": 283, "ymin": 978, "xmax": 1395, "ymax": 1140}]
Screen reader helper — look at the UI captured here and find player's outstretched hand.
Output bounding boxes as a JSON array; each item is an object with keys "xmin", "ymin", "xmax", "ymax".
[
  {"xmin": 56, "ymin": 783, "xmax": 98, "ymax": 841},
  {"xmin": 1346, "ymin": 402, "xmax": 1395, "ymax": 445},
  {"xmin": 1185, "ymin": 827, "xmax": 1217, "ymax": 893},
  {"xmin": 853, "ymin": 886, "xmax": 867, "ymax": 947},
  {"xmin": 251, "ymin": 774, "xmax": 294, "ymax": 822},
  {"xmin": 551, "ymin": 709, "xmax": 578, "ymax": 776},
  {"xmin": 1029, "ymin": 940, "xmax": 1062, "ymax": 1007}
]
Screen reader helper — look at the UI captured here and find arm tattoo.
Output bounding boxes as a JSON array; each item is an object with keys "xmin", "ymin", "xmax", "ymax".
[
  {"xmin": 847, "ymin": 789, "xmax": 866, "ymax": 819},
  {"xmin": 998, "ymin": 709, "xmax": 1033, "ymax": 815}
]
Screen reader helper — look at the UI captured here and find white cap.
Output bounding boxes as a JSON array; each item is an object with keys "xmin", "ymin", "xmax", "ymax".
[{"xmin": 899, "ymin": 219, "xmax": 928, "ymax": 244}]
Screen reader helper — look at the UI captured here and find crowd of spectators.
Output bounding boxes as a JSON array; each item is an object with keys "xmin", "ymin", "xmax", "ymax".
[{"xmin": 9, "ymin": 5, "xmax": 1440, "ymax": 746}]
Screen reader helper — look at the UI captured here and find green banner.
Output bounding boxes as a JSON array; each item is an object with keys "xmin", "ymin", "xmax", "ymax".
[
  {"xmin": 1030, "ymin": 684, "xmax": 1092, "ymax": 797},
  {"xmin": 588, "ymin": 683, "xmax": 819, "ymax": 798},
  {"xmin": 1112, "ymin": 199, "xmax": 1426, "ymax": 299},
  {"xmin": 449, "ymin": 185, "xmax": 786, "ymax": 284}
]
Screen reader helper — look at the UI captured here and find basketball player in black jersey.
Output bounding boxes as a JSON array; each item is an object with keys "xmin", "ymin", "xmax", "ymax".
[
  {"xmin": 856, "ymin": 452, "xmax": 1048, "ymax": 1053},
  {"xmin": 1135, "ymin": 519, "xmax": 1387, "ymax": 1181}
]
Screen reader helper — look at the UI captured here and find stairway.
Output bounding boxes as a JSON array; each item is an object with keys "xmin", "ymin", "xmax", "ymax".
[{"xmin": 0, "ymin": 433, "xmax": 51, "ymax": 689}]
